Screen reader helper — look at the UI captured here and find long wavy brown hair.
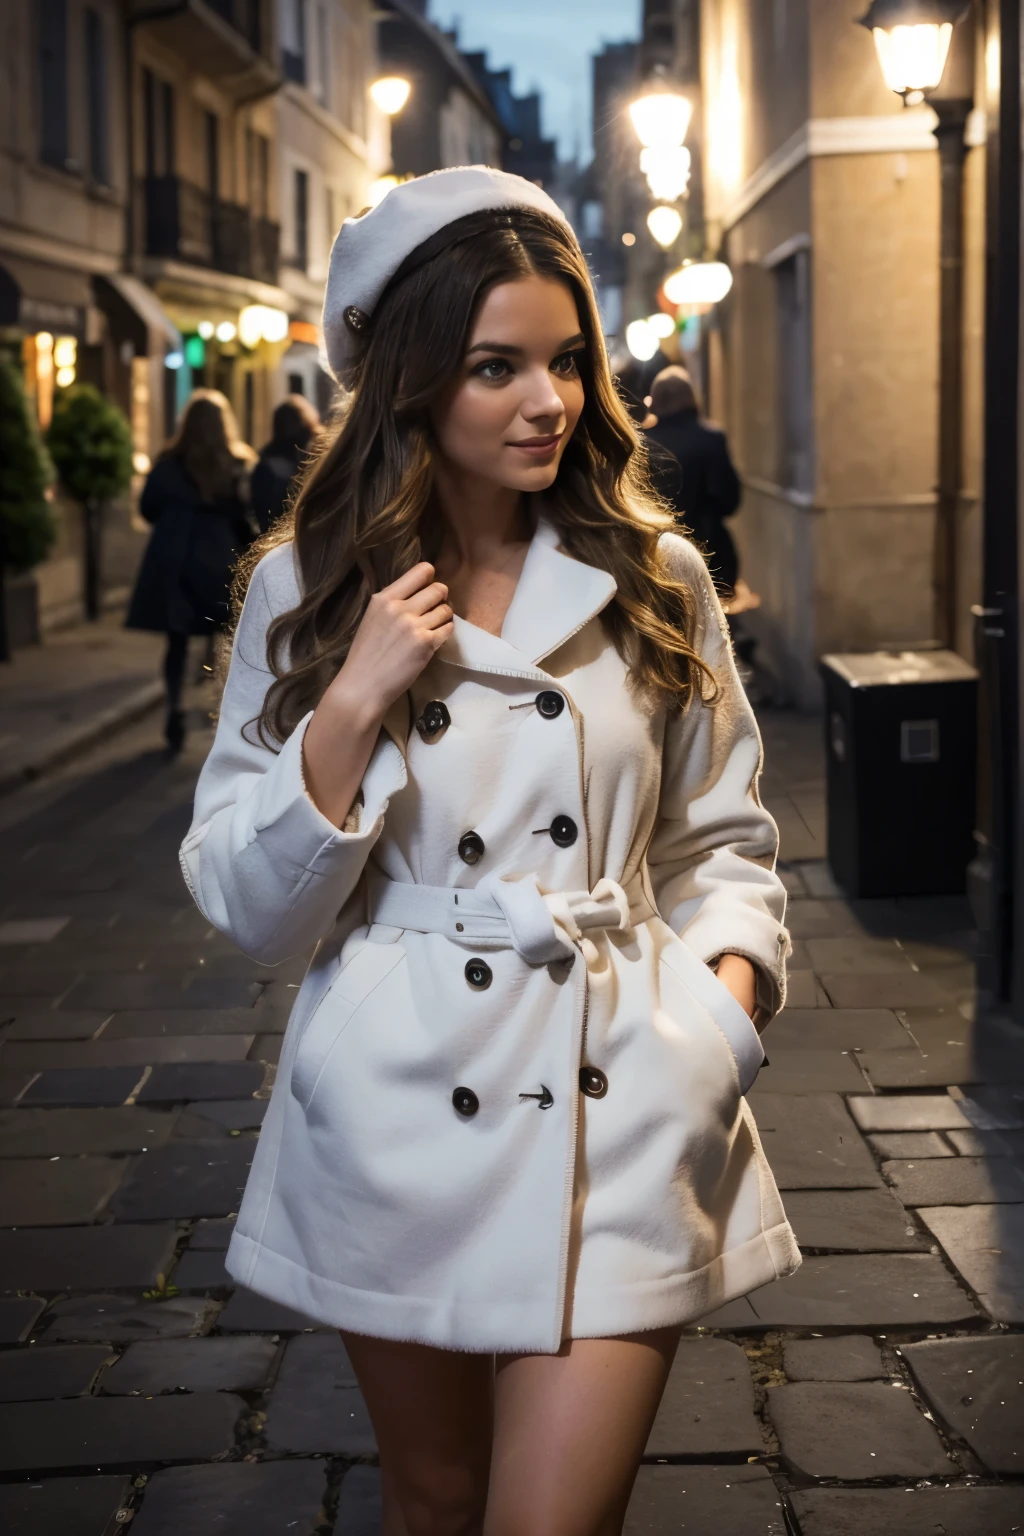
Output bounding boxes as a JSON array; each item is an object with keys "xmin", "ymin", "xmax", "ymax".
[
  {"xmin": 237, "ymin": 207, "xmax": 716, "ymax": 746},
  {"xmin": 164, "ymin": 389, "xmax": 256, "ymax": 503}
]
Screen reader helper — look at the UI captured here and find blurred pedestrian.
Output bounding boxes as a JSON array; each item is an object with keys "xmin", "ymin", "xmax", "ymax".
[
  {"xmin": 644, "ymin": 366, "xmax": 741, "ymax": 594},
  {"xmin": 251, "ymin": 394, "xmax": 322, "ymax": 533},
  {"xmin": 126, "ymin": 389, "xmax": 257, "ymax": 752}
]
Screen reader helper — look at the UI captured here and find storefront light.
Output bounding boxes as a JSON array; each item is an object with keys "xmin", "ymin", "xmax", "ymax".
[
  {"xmin": 55, "ymin": 366, "xmax": 75, "ymax": 388},
  {"xmin": 165, "ymin": 351, "xmax": 184, "ymax": 370},
  {"xmin": 54, "ymin": 337, "xmax": 77, "ymax": 369},
  {"xmin": 640, "ymin": 145, "xmax": 692, "ymax": 203},
  {"xmin": 646, "ymin": 312, "xmax": 676, "ymax": 340},
  {"xmin": 647, "ymin": 205, "xmax": 683, "ymax": 249},
  {"xmin": 663, "ymin": 261, "xmax": 734, "ymax": 308},
  {"xmin": 132, "ymin": 452, "xmax": 151, "ymax": 475},
  {"xmin": 370, "ymin": 76, "xmax": 412, "ymax": 116},
  {"xmin": 625, "ymin": 318, "xmax": 660, "ymax": 362},
  {"xmin": 198, "ymin": 320, "xmax": 215, "ymax": 340},
  {"xmin": 858, "ymin": 1, "xmax": 966, "ymax": 104},
  {"xmin": 215, "ymin": 321, "xmax": 236, "ymax": 343},
  {"xmin": 629, "ymin": 90, "xmax": 692, "ymax": 150},
  {"xmin": 184, "ymin": 335, "xmax": 206, "ymax": 369},
  {"xmin": 239, "ymin": 304, "xmax": 290, "ymax": 348}
]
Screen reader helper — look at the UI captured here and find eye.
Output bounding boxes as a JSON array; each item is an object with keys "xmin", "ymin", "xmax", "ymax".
[
  {"xmin": 551, "ymin": 349, "xmax": 584, "ymax": 376},
  {"xmin": 472, "ymin": 357, "xmax": 512, "ymax": 381}
]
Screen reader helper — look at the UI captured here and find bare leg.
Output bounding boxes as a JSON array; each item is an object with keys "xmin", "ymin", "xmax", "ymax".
[
  {"xmin": 485, "ymin": 1328, "xmax": 681, "ymax": 1536},
  {"xmin": 341, "ymin": 1331, "xmax": 494, "ymax": 1536}
]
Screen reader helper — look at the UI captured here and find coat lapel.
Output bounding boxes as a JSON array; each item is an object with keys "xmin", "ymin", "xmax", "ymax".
[{"xmin": 440, "ymin": 517, "xmax": 618, "ymax": 676}]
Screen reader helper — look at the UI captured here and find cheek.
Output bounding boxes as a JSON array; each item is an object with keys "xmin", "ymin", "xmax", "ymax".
[{"xmin": 434, "ymin": 385, "xmax": 511, "ymax": 464}]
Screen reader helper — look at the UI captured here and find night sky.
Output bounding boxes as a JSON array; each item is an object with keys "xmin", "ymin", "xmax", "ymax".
[{"xmin": 427, "ymin": 1, "xmax": 642, "ymax": 162}]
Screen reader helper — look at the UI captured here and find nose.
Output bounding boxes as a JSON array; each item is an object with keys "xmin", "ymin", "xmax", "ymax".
[{"xmin": 521, "ymin": 365, "xmax": 566, "ymax": 426}]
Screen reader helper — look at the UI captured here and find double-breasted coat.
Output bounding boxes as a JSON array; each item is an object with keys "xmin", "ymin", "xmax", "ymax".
[{"xmin": 181, "ymin": 519, "xmax": 801, "ymax": 1353}]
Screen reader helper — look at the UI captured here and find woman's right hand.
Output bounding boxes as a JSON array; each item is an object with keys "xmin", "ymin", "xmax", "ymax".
[{"xmin": 302, "ymin": 563, "xmax": 453, "ymax": 826}]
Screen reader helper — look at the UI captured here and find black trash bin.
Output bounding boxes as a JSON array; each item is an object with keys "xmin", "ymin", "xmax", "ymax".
[{"xmin": 820, "ymin": 650, "xmax": 978, "ymax": 898}]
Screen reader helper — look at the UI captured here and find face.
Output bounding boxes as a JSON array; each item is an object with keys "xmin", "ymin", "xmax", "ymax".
[{"xmin": 430, "ymin": 274, "xmax": 586, "ymax": 492}]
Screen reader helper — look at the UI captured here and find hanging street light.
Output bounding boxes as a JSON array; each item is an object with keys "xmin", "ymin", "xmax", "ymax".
[
  {"xmin": 370, "ymin": 76, "xmax": 412, "ymax": 115},
  {"xmin": 663, "ymin": 261, "xmax": 734, "ymax": 309},
  {"xmin": 628, "ymin": 88, "xmax": 693, "ymax": 150},
  {"xmin": 858, "ymin": 1, "xmax": 968, "ymax": 104},
  {"xmin": 640, "ymin": 145, "xmax": 692, "ymax": 203},
  {"xmin": 625, "ymin": 318, "xmax": 660, "ymax": 361},
  {"xmin": 646, "ymin": 312, "xmax": 676, "ymax": 341},
  {"xmin": 646, "ymin": 205, "xmax": 684, "ymax": 249}
]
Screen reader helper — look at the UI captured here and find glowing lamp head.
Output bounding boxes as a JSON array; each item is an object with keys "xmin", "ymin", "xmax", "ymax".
[
  {"xmin": 370, "ymin": 76, "xmax": 411, "ymax": 116},
  {"xmin": 625, "ymin": 319, "xmax": 660, "ymax": 362},
  {"xmin": 640, "ymin": 145, "xmax": 692, "ymax": 203},
  {"xmin": 197, "ymin": 320, "xmax": 214, "ymax": 340},
  {"xmin": 663, "ymin": 261, "xmax": 734, "ymax": 309},
  {"xmin": 647, "ymin": 205, "xmax": 683, "ymax": 249},
  {"xmin": 646, "ymin": 312, "xmax": 676, "ymax": 340},
  {"xmin": 215, "ymin": 321, "xmax": 237, "ymax": 344},
  {"xmin": 628, "ymin": 90, "xmax": 693, "ymax": 150},
  {"xmin": 858, "ymin": 1, "xmax": 967, "ymax": 103}
]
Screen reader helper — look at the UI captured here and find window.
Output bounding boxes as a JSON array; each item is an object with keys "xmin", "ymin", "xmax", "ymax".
[
  {"xmin": 204, "ymin": 111, "xmax": 220, "ymax": 200},
  {"xmin": 312, "ymin": 1, "xmax": 330, "ymax": 108},
  {"xmin": 246, "ymin": 128, "xmax": 270, "ymax": 219},
  {"xmin": 293, "ymin": 167, "xmax": 309, "ymax": 271},
  {"xmin": 143, "ymin": 69, "xmax": 175, "ymax": 177},
  {"xmin": 282, "ymin": 0, "xmax": 306, "ymax": 85},
  {"xmin": 774, "ymin": 249, "xmax": 814, "ymax": 494},
  {"xmin": 38, "ymin": 0, "xmax": 69, "ymax": 171},
  {"xmin": 85, "ymin": 8, "xmax": 110, "ymax": 184}
]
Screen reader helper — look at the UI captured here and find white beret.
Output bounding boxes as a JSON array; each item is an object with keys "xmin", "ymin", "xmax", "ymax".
[{"xmin": 321, "ymin": 165, "xmax": 573, "ymax": 380}]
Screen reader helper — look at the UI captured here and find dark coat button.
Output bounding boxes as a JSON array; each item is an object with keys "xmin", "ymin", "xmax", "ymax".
[
  {"xmin": 579, "ymin": 1067, "xmax": 608, "ymax": 1098},
  {"xmin": 549, "ymin": 814, "xmax": 578, "ymax": 848},
  {"xmin": 536, "ymin": 690, "xmax": 565, "ymax": 719},
  {"xmin": 465, "ymin": 958, "xmax": 492, "ymax": 990},
  {"xmin": 458, "ymin": 831, "xmax": 485, "ymax": 865},
  {"xmin": 452, "ymin": 1087, "xmax": 479, "ymax": 1117},
  {"xmin": 416, "ymin": 700, "xmax": 451, "ymax": 742}
]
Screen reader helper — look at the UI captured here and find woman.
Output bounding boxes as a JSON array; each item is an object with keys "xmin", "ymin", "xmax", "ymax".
[
  {"xmin": 251, "ymin": 394, "xmax": 322, "ymax": 533},
  {"xmin": 127, "ymin": 389, "xmax": 256, "ymax": 751},
  {"xmin": 182, "ymin": 169, "xmax": 798, "ymax": 1535}
]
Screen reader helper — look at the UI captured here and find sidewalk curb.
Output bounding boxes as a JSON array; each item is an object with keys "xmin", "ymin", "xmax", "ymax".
[{"xmin": 0, "ymin": 680, "xmax": 165, "ymax": 796}]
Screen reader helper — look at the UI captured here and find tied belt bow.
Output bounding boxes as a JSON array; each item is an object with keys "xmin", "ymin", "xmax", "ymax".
[{"xmin": 367, "ymin": 871, "xmax": 654, "ymax": 965}]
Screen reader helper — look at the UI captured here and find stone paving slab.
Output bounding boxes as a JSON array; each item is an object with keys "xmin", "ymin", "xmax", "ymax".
[
  {"xmin": 749, "ymin": 1093, "xmax": 881, "ymax": 1188},
  {"xmin": 248, "ymin": 1033, "xmax": 282, "ymax": 1064},
  {"xmin": 0, "ymin": 1295, "xmax": 47, "ymax": 1342},
  {"xmin": 0, "ymin": 1107, "xmax": 178, "ymax": 1157},
  {"xmin": 100, "ymin": 1336, "xmax": 277, "ymax": 1395},
  {"xmin": 784, "ymin": 1188, "xmax": 926, "ymax": 1251},
  {"xmin": 189, "ymin": 1216, "xmax": 236, "ymax": 1249},
  {"xmin": 2, "ymin": 1035, "xmax": 254, "ymax": 1070},
  {"xmin": 3, "ymin": 1010, "xmax": 111, "ymax": 1041},
  {"xmin": 768, "ymin": 1380, "xmax": 951, "ymax": 1479},
  {"xmin": 0, "ymin": 1069, "xmax": 36, "ymax": 1104},
  {"xmin": 803, "ymin": 937, "xmax": 912, "ymax": 973},
  {"xmin": 215, "ymin": 1288, "xmax": 322, "ymax": 1333},
  {"xmin": 334, "ymin": 1466, "xmax": 382, "ymax": 1536},
  {"xmin": 0, "ymin": 1391, "xmax": 244, "ymax": 1471},
  {"xmin": 883, "ymin": 1156, "xmax": 1024, "ymax": 1205},
  {"xmin": 0, "ymin": 1224, "xmax": 178, "ymax": 1293},
  {"xmin": 131, "ymin": 1460, "xmax": 329, "ymax": 1536},
  {"xmin": 102, "ymin": 1009, "xmax": 276, "ymax": 1038},
  {"xmin": 861, "ymin": 1046, "xmax": 1007, "ymax": 1090},
  {"xmin": 170, "ymin": 1098, "xmax": 268, "ymax": 1134},
  {"xmin": 137, "ymin": 1062, "xmax": 266, "ymax": 1103},
  {"xmin": 0, "ymin": 1155, "xmax": 126, "ymax": 1226},
  {"xmin": 20, "ymin": 1066, "xmax": 146, "ymax": 1107},
  {"xmin": 644, "ymin": 1339, "xmax": 761, "ymax": 1458},
  {"xmin": 747, "ymin": 1254, "xmax": 981, "ymax": 1328},
  {"xmin": 42, "ymin": 1294, "xmax": 212, "ymax": 1343},
  {"xmin": 264, "ymin": 1332, "xmax": 375, "ymax": 1454},
  {"xmin": 754, "ymin": 1049, "xmax": 867, "ymax": 1094},
  {"xmin": 788, "ymin": 1485, "xmax": 1024, "ymax": 1535},
  {"xmin": 948, "ymin": 1128, "xmax": 1024, "ymax": 1155},
  {"xmin": 110, "ymin": 1138, "xmax": 256, "ymax": 1220},
  {"xmin": 867, "ymin": 1130, "xmax": 954, "ymax": 1159},
  {"xmin": 901, "ymin": 1335, "xmax": 1024, "ymax": 1473},
  {"xmin": 171, "ymin": 1247, "xmax": 232, "ymax": 1288},
  {"xmin": 952, "ymin": 1086, "xmax": 1024, "ymax": 1130},
  {"xmin": 782, "ymin": 1335, "xmax": 886, "ymax": 1381},
  {"xmin": 60, "ymin": 974, "xmax": 263, "ymax": 1012},
  {"xmin": 624, "ymin": 1464, "xmax": 787, "ymax": 1535},
  {"xmin": 819, "ymin": 971, "xmax": 958, "ymax": 1009},
  {"xmin": 780, "ymin": 971, "xmax": 831, "ymax": 1007},
  {"xmin": 783, "ymin": 899, "xmax": 865, "ymax": 938},
  {"xmin": 918, "ymin": 1204, "xmax": 1024, "ymax": 1323},
  {"xmin": 764, "ymin": 1008, "xmax": 910, "ymax": 1051},
  {"xmin": 0, "ymin": 1474, "xmax": 131, "ymax": 1536},
  {"xmin": 848, "ymin": 1095, "xmax": 971, "ymax": 1132},
  {"xmin": 0, "ymin": 1343, "xmax": 112, "ymax": 1401}
]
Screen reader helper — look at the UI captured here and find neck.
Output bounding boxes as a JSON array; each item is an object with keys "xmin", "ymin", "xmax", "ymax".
[{"xmin": 432, "ymin": 460, "xmax": 531, "ymax": 565}]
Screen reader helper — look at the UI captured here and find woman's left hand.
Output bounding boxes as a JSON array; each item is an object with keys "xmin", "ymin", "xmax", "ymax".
[{"xmin": 715, "ymin": 954, "xmax": 761, "ymax": 1030}]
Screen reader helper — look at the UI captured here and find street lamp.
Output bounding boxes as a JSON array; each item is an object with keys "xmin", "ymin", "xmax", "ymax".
[
  {"xmin": 370, "ymin": 76, "xmax": 411, "ymax": 116},
  {"xmin": 628, "ymin": 88, "xmax": 693, "ymax": 150},
  {"xmin": 639, "ymin": 146, "xmax": 692, "ymax": 203},
  {"xmin": 647, "ymin": 205, "xmax": 683, "ymax": 249},
  {"xmin": 663, "ymin": 261, "xmax": 734, "ymax": 309},
  {"xmin": 858, "ymin": 1, "xmax": 967, "ymax": 104}
]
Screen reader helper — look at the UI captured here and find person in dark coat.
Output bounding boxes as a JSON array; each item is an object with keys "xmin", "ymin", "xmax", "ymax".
[
  {"xmin": 251, "ymin": 395, "xmax": 322, "ymax": 534},
  {"xmin": 127, "ymin": 389, "xmax": 257, "ymax": 752},
  {"xmin": 643, "ymin": 366, "xmax": 742, "ymax": 594}
]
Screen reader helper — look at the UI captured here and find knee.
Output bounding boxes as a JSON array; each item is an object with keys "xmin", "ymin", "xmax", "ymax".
[{"xmin": 392, "ymin": 1468, "xmax": 487, "ymax": 1536}]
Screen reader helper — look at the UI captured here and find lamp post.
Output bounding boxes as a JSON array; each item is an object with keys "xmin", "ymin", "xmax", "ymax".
[{"xmin": 858, "ymin": 1, "xmax": 971, "ymax": 649}]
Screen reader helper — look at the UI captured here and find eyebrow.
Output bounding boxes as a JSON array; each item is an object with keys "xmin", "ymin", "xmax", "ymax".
[{"xmin": 465, "ymin": 332, "xmax": 585, "ymax": 358}]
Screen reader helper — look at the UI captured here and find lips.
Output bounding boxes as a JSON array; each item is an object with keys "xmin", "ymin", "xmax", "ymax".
[{"xmin": 508, "ymin": 434, "xmax": 562, "ymax": 454}]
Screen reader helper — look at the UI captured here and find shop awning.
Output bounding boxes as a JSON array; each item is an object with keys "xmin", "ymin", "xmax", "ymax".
[
  {"xmin": 94, "ymin": 272, "xmax": 182, "ymax": 355},
  {"xmin": 0, "ymin": 254, "xmax": 93, "ymax": 336}
]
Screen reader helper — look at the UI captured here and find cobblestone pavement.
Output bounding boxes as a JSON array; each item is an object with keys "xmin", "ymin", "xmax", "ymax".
[{"xmin": 0, "ymin": 698, "xmax": 1021, "ymax": 1534}]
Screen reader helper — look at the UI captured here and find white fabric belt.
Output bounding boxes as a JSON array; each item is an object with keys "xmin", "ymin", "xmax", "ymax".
[{"xmin": 367, "ymin": 870, "xmax": 655, "ymax": 967}]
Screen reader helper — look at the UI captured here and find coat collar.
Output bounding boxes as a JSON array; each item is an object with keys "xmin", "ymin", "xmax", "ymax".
[{"xmin": 440, "ymin": 516, "xmax": 618, "ymax": 676}]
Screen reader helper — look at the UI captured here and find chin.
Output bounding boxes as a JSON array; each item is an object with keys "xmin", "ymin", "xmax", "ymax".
[{"xmin": 505, "ymin": 460, "xmax": 562, "ymax": 493}]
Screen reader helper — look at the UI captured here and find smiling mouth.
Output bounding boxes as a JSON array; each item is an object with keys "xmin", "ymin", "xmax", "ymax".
[{"xmin": 508, "ymin": 434, "xmax": 562, "ymax": 453}]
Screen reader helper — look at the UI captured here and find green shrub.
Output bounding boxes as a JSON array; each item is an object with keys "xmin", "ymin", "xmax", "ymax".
[
  {"xmin": 0, "ymin": 353, "xmax": 57, "ymax": 573},
  {"xmin": 47, "ymin": 383, "xmax": 133, "ymax": 505}
]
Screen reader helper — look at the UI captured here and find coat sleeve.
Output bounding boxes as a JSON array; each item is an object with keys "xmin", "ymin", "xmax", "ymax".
[
  {"xmin": 179, "ymin": 545, "xmax": 407, "ymax": 964},
  {"xmin": 646, "ymin": 534, "xmax": 789, "ymax": 1016},
  {"xmin": 705, "ymin": 430, "xmax": 742, "ymax": 520}
]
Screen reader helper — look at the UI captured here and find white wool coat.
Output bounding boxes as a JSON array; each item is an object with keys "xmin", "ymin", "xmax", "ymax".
[{"xmin": 181, "ymin": 520, "xmax": 801, "ymax": 1353}]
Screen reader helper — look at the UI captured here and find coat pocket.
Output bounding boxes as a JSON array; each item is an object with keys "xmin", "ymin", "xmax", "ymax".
[
  {"xmin": 659, "ymin": 938, "xmax": 765, "ymax": 1096},
  {"xmin": 290, "ymin": 939, "xmax": 405, "ymax": 1112}
]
